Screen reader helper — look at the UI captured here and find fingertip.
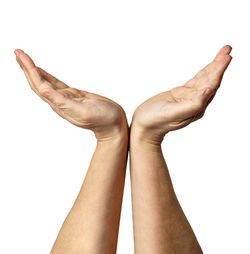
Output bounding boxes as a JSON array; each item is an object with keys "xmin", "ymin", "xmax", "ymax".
[
  {"xmin": 14, "ymin": 49, "xmax": 24, "ymax": 57},
  {"xmin": 16, "ymin": 50, "xmax": 36, "ymax": 70},
  {"xmin": 223, "ymin": 45, "xmax": 232, "ymax": 54},
  {"xmin": 217, "ymin": 45, "xmax": 232, "ymax": 57},
  {"xmin": 213, "ymin": 45, "xmax": 233, "ymax": 66}
]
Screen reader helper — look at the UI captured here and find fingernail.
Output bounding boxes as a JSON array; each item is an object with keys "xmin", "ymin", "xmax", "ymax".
[
  {"xmin": 14, "ymin": 50, "xmax": 19, "ymax": 57},
  {"xmin": 14, "ymin": 49, "xmax": 24, "ymax": 57}
]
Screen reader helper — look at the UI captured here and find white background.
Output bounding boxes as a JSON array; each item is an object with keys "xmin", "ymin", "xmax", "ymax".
[{"xmin": 0, "ymin": 0, "xmax": 249, "ymax": 253}]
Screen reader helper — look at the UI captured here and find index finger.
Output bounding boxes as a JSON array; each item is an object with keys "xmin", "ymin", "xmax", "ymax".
[
  {"xmin": 14, "ymin": 49, "xmax": 67, "ymax": 108},
  {"xmin": 37, "ymin": 67, "xmax": 69, "ymax": 89},
  {"xmin": 14, "ymin": 49, "xmax": 46, "ymax": 94}
]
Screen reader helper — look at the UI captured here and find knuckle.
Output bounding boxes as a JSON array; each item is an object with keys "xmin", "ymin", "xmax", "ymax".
[
  {"xmin": 40, "ymin": 87, "xmax": 52, "ymax": 98},
  {"xmin": 55, "ymin": 100, "xmax": 66, "ymax": 107}
]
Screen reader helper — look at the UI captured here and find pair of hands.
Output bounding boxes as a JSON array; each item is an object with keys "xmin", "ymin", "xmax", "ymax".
[{"xmin": 15, "ymin": 46, "xmax": 232, "ymax": 144}]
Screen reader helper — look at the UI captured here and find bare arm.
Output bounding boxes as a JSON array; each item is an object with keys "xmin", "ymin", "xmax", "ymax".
[
  {"xmin": 15, "ymin": 49, "xmax": 128, "ymax": 254},
  {"xmin": 130, "ymin": 45, "xmax": 232, "ymax": 254},
  {"xmin": 50, "ymin": 135, "xmax": 128, "ymax": 254}
]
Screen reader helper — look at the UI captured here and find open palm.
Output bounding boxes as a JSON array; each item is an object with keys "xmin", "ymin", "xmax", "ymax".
[
  {"xmin": 132, "ymin": 45, "xmax": 232, "ymax": 139},
  {"xmin": 15, "ymin": 50, "xmax": 127, "ymax": 140}
]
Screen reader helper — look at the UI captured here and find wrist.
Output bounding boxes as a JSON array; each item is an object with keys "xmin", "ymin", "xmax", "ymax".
[
  {"xmin": 96, "ymin": 131, "xmax": 128, "ymax": 154},
  {"xmin": 130, "ymin": 121, "xmax": 166, "ymax": 146},
  {"xmin": 96, "ymin": 121, "xmax": 129, "ymax": 144}
]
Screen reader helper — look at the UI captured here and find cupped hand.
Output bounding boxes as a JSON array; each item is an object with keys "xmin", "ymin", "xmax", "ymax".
[
  {"xmin": 15, "ymin": 49, "xmax": 128, "ymax": 141},
  {"xmin": 131, "ymin": 45, "xmax": 232, "ymax": 143}
]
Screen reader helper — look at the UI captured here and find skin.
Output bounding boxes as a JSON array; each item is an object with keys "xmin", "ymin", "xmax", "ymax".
[
  {"xmin": 14, "ymin": 49, "xmax": 129, "ymax": 254},
  {"xmin": 15, "ymin": 45, "xmax": 232, "ymax": 254},
  {"xmin": 129, "ymin": 45, "xmax": 232, "ymax": 254}
]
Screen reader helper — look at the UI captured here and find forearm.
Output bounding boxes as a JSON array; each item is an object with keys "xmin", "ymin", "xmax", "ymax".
[
  {"xmin": 130, "ymin": 127, "xmax": 202, "ymax": 254},
  {"xmin": 51, "ymin": 134, "xmax": 128, "ymax": 254}
]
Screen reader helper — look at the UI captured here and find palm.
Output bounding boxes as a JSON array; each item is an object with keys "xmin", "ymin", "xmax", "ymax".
[
  {"xmin": 133, "ymin": 45, "xmax": 232, "ymax": 134},
  {"xmin": 15, "ymin": 49, "xmax": 126, "ymax": 138}
]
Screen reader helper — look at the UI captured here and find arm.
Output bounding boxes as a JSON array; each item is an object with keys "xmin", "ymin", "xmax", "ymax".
[
  {"xmin": 15, "ymin": 49, "xmax": 128, "ymax": 254},
  {"xmin": 51, "ymin": 134, "xmax": 128, "ymax": 254},
  {"xmin": 129, "ymin": 45, "xmax": 232, "ymax": 254}
]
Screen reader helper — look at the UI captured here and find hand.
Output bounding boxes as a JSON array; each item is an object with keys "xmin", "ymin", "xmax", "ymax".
[
  {"xmin": 15, "ymin": 49, "xmax": 128, "ymax": 141},
  {"xmin": 131, "ymin": 45, "xmax": 232, "ymax": 143}
]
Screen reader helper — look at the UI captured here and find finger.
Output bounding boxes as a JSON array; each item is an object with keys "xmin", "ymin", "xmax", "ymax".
[
  {"xmin": 38, "ymin": 67, "xmax": 69, "ymax": 89},
  {"xmin": 185, "ymin": 45, "xmax": 232, "ymax": 89},
  {"xmin": 14, "ymin": 49, "xmax": 67, "ymax": 110},
  {"xmin": 14, "ymin": 49, "xmax": 51, "ymax": 93},
  {"xmin": 14, "ymin": 49, "xmax": 91, "ymax": 127},
  {"xmin": 202, "ymin": 45, "xmax": 232, "ymax": 78},
  {"xmin": 29, "ymin": 77, "xmax": 83, "ymax": 111},
  {"xmin": 214, "ymin": 45, "xmax": 232, "ymax": 59},
  {"xmin": 59, "ymin": 87, "xmax": 88, "ymax": 99},
  {"xmin": 15, "ymin": 49, "xmax": 44, "ymax": 85},
  {"xmin": 202, "ymin": 45, "xmax": 232, "ymax": 75},
  {"xmin": 39, "ymin": 85, "xmax": 68, "ymax": 107},
  {"xmin": 169, "ymin": 88, "xmax": 214, "ymax": 120},
  {"xmin": 211, "ymin": 45, "xmax": 233, "ymax": 75}
]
